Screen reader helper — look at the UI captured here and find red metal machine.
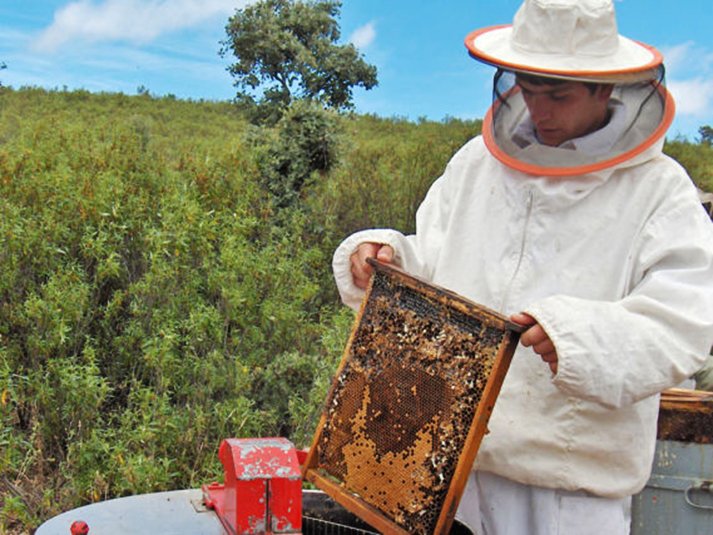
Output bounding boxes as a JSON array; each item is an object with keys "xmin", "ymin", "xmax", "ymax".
[{"xmin": 202, "ymin": 438, "xmax": 306, "ymax": 535}]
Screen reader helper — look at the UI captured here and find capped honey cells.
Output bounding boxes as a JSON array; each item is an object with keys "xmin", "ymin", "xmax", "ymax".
[{"xmin": 303, "ymin": 260, "xmax": 523, "ymax": 535}]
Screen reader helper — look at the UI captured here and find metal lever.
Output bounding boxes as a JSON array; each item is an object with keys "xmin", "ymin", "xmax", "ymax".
[{"xmin": 684, "ymin": 481, "xmax": 713, "ymax": 511}]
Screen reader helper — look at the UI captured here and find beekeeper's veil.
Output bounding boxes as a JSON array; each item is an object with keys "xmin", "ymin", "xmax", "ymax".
[{"xmin": 464, "ymin": 0, "xmax": 674, "ymax": 177}]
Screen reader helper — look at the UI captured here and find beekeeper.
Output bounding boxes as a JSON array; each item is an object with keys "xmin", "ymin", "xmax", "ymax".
[{"xmin": 331, "ymin": 0, "xmax": 713, "ymax": 533}]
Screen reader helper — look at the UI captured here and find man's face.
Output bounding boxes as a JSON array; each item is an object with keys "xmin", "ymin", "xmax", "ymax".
[{"xmin": 516, "ymin": 78, "xmax": 613, "ymax": 147}]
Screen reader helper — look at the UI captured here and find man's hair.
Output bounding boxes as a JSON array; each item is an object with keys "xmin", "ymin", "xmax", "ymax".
[
  {"xmin": 492, "ymin": 68, "xmax": 615, "ymax": 110},
  {"xmin": 515, "ymin": 72, "xmax": 605, "ymax": 95}
]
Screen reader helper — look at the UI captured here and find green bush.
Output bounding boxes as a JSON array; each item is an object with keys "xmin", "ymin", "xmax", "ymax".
[
  {"xmin": 252, "ymin": 100, "xmax": 342, "ymax": 207},
  {"xmin": 0, "ymin": 87, "xmax": 348, "ymax": 531},
  {"xmin": 310, "ymin": 115, "xmax": 481, "ymax": 235},
  {"xmin": 664, "ymin": 138, "xmax": 713, "ymax": 192}
]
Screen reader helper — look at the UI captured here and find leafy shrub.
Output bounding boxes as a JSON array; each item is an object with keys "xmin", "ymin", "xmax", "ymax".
[
  {"xmin": 310, "ymin": 115, "xmax": 481, "ymax": 236},
  {"xmin": 252, "ymin": 100, "xmax": 341, "ymax": 207},
  {"xmin": 664, "ymin": 138, "xmax": 713, "ymax": 192},
  {"xmin": 0, "ymin": 87, "xmax": 345, "ymax": 531}
]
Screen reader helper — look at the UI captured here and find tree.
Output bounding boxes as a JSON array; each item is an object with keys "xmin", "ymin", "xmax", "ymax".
[
  {"xmin": 221, "ymin": 0, "xmax": 377, "ymax": 124},
  {"xmin": 699, "ymin": 125, "xmax": 713, "ymax": 146}
]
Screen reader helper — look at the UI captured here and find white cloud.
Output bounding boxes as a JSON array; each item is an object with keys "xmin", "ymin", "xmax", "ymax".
[
  {"xmin": 667, "ymin": 78, "xmax": 713, "ymax": 117},
  {"xmin": 657, "ymin": 42, "xmax": 713, "ymax": 123},
  {"xmin": 661, "ymin": 41, "xmax": 713, "ymax": 77},
  {"xmin": 662, "ymin": 42, "xmax": 692, "ymax": 74},
  {"xmin": 34, "ymin": 0, "xmax": 253, "ymax": 53},
  {"xmin": 349, "ymin": 22, "xmax": 376, "ymax": 50}
]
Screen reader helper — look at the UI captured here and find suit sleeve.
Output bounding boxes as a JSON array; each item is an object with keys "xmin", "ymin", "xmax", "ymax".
[{"xmin": 526, "ymin": 197, "xmax": 713, "ymax": 408}]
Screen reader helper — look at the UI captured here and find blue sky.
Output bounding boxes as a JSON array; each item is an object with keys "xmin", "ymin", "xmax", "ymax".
[{"xmin": 1, "ymin": 1, "xmax": 712, "ymax": 140}]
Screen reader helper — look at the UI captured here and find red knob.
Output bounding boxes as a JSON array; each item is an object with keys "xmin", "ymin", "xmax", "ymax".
[{"xmin": 70, "ymin": 520, "xmax": 89, "ymax": 534}]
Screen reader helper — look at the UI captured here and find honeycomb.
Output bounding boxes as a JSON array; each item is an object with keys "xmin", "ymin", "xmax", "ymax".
[
  {"xmin": 657, "ymin": 390, "xmax": 713, "ymax": 444},
  {"xmin": 305, "ymin": 261, "xmax": 521, "ymax": 534}
]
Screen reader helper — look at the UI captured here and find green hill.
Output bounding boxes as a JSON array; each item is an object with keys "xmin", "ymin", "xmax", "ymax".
[{"xmin": 0, "ymin": 86, "xmax": 710, "ymax": 532}]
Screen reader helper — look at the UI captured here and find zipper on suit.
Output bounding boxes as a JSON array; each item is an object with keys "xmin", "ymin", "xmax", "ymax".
[{"xmin": 500, "ymin": 189, "xmax": 534, "ymax": 312}]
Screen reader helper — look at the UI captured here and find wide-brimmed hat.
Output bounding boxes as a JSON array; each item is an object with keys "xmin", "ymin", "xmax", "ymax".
[{"xmin": 465, "ymin": 0, "xmax": 663, "ymax": 82}]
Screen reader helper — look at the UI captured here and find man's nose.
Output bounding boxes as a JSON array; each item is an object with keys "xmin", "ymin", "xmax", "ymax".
[{"xmin": 528, "ymin": 97, "xmax": 552, "ymax": 122}]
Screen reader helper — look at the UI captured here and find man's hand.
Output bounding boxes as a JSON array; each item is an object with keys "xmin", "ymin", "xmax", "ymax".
[
  {"xmin": 511, "ymin": 312, "xmax": 558, "ymax": 374},
  {"xmin": 350, "ymin": 242, "xmax": 395, "ymax": 289}
]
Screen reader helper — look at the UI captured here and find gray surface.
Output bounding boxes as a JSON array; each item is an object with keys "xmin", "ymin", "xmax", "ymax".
[
  {"xmin": 631, "ymin": 440, "xmax": 713, "ymax": 535},
  {"xmin": 35, "ymin": 488, "xmax": 225, "ymax": 535}
]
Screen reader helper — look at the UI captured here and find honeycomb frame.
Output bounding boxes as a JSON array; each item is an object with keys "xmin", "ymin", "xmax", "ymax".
[{"xmin": 303, "ymin": 260, "xmax": 523, "ymax": 534}]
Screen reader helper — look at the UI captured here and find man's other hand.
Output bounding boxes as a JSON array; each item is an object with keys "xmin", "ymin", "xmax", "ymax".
[
  {"xmin": 350, "ymin": 243, "xmax": 394, "ymax": 289},
  {"xmin": 511, "ymin": 312, "xmax": 558, "ymax": 375}
]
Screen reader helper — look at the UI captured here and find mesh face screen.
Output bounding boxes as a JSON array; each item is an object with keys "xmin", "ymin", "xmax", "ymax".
[
  {"xmin": 305, "ymin": 262, "xmax": 521, "ymax": 534},
  {"xmin": 488, "ymin": 69, "xmax": 669, "ymax": 174}
]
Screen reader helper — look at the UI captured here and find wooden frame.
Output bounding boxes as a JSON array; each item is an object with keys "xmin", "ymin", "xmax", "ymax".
[{"xmin": 303, "ymin": 260, "xmax": 523, "ymax": 534}]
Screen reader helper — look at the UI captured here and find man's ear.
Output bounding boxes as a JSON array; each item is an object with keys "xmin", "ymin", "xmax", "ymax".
[{"xmin": 597, "ymin": 84, "xmax": 615, "ymax": 101}]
